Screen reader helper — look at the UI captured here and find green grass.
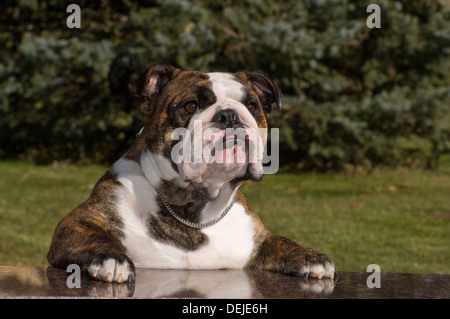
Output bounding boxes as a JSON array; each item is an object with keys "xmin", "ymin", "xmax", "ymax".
[
  {"xmin": 0, "ymin": 162, "xmax": 105, "ymax": 265},
  {"xmin": 1, "ymin": 157, "xmax": 449, "ymax": 274}
]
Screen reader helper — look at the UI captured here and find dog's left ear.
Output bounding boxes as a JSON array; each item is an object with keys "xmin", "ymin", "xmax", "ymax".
[
  {"xmin": 239, "ymin": 71, "xmax": 283, "ymax": 114},
  {"xmin": 128, "ymin": 64, "xmax": 178, "ymax": 115}
]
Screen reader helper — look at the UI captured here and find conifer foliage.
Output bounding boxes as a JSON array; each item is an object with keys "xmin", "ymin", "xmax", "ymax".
[{"xmin": 1, "ymin": 0, "xmax": 449, "ymax": 170}]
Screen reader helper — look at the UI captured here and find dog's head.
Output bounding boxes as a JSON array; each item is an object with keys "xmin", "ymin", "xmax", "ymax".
[{"xmin": 129, "ymin": 65, "xmax": 282, "ymax": 195}]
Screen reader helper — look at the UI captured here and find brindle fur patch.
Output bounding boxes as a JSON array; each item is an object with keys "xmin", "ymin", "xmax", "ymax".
[
  {"xmin": 145, "ymin": 179, "xmax": 211, "ymax": 251},
  {"xmin": 137, "ymin": 70, "xmax": 217, "ymax": 158},
  {"xmin": 47, "ymin": 170, "xmax": 132, "ymax": 270},
  {"xmin": 245, "ymin": 235, "xmax": 333, "ymax": 277},
  {"xmin": 147, "ymin": 213, "xmax": 208, "ymax": 251}
]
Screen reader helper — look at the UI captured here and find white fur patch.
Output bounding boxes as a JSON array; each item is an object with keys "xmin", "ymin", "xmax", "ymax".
[
  {"xmin": 139, "ymin": 150, "xmax": 186, "ymax": 187},
  {"xmin": 186, "ymin": 202, "xmax": 255, "ymax": 269},
  {"xmin": 113, "ymin": 158, "xmax": 159, "ymax": 222},
  {"xmin": 207, "ymin": 72, "xmax": 245, "ymax": 102}
]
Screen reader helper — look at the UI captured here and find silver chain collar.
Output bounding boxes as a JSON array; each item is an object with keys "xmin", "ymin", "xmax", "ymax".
[{"xmin": 154, "ymin": 189, "xmax": 237, "ymax": 229}]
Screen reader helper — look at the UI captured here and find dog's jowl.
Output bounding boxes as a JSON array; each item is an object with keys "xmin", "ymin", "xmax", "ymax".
[{"xmin": 47, "ymin": 65, "xmax": 336, "ymax": 283}]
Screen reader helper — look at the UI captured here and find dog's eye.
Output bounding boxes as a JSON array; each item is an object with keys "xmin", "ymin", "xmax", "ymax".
[
  {"xmin": 183, "ymin": 101, "xmax": 198, "ymax": 115},
  {"xmin": 247, "ymin": 103, "xmax": 257, "ymax": 115}
]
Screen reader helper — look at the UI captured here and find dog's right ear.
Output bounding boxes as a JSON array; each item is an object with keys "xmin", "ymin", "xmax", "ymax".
[{"xmin": 128, "ymin": 65, "xmax": 177, "ymax": 114}]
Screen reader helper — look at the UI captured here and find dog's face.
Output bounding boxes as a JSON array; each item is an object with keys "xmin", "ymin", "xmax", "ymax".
[{"xmin": 129, "ymin": 65, "xmax": 282, "ymax": 192}]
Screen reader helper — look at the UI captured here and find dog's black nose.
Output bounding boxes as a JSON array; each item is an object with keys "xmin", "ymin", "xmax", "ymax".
[{"xmin": 212, "ymin": 109, "xmax": 241, "ymax": 128}]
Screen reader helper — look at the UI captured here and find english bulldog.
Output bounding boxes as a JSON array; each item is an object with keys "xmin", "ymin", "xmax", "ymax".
[{"xmin": 47, "ymin": 65, "xmax": 336, "ymax": 283}]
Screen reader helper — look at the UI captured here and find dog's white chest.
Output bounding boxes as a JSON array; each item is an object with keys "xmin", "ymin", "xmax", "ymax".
[
  {"xmin": 184, "ymin": 203, "xmax": 255, "ymax": 269},
  {"xmin": 122, "ymin": 202, "xmax": 255, "ymax": 270},
  {"xmin": 113, "ymin": 159, "xmax": 255, "ymax": 270}
]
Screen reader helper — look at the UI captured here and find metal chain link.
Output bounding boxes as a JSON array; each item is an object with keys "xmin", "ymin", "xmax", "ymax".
[{"xmin": 155, "ymin": 189, "xmax": 237, "ymax": 229}]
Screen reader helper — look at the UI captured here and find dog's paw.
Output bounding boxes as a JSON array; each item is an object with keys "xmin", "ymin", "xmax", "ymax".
[
  {"xmin": 87, "ymin": 258, "xmax": 135, "ymax": 283},
  {"xmin": 301, "ymin": 259, "xmax": 336, "ymax": 279}
]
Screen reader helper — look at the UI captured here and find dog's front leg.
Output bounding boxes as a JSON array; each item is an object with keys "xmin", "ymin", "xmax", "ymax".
[
  {"xmin": 47, "ymin": 213, "xmax": 135, "ymax": 283},
  {"xmin": 247, "ymin": 235, "xmax": 336, "ymax": 279}
]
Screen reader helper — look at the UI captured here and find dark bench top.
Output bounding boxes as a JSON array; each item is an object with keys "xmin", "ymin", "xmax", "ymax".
[{"xmin": 0, "ymin": 266, "xmax": 448, "ymax": 299}]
